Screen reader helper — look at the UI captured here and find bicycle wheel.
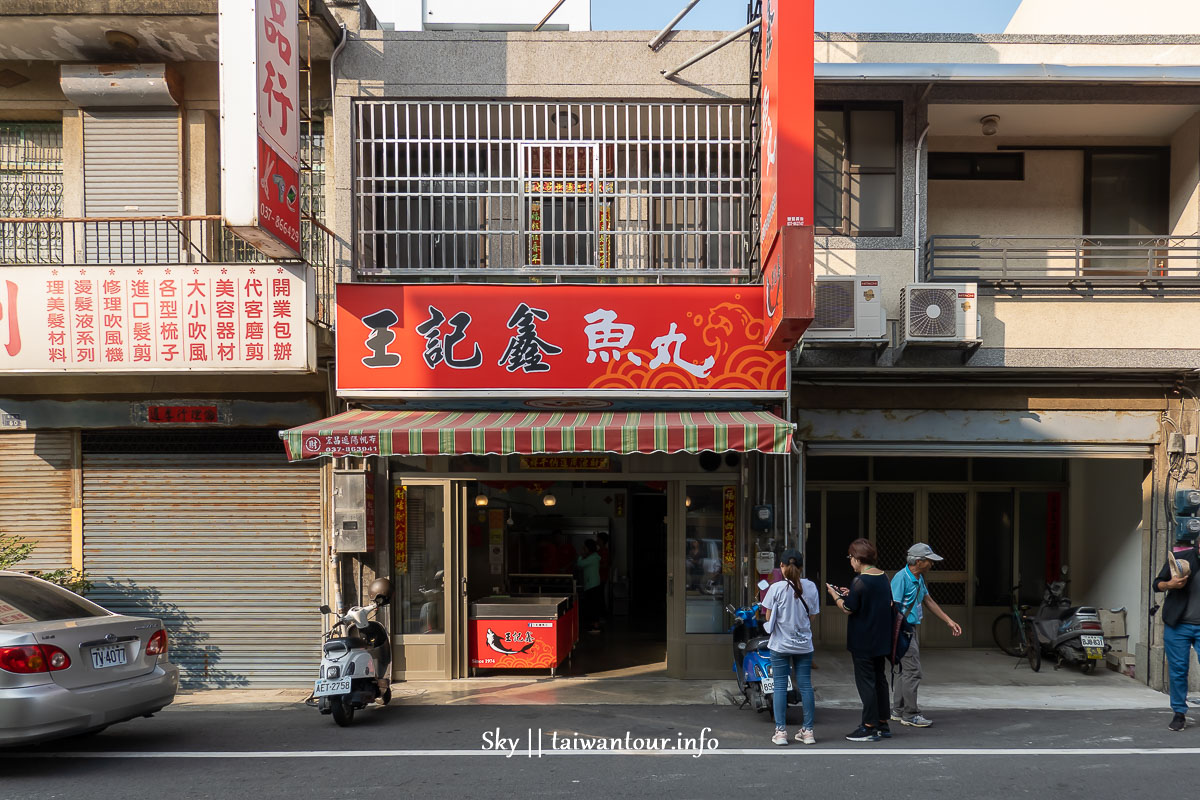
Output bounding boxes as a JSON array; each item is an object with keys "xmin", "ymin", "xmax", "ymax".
[
  {"xmin": 992, "ymin": 613, "xmax": 1023, "ymax": 657},
  {"xmin": 1025, "ymin": 621, "xmax": 1041, "ymax": 672}
]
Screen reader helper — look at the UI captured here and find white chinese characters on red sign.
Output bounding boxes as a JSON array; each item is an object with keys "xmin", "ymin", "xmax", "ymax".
[
  {"xmin": 304, "ymin": 434, "xmax": 380, "ymax": 458},
  {"xmin": 0, "ymin": 265, "xmax": 310, "ymax": 372},
  {"xmin": 255, "ymin": 0, "xmax": 301, "ymax": 254}
]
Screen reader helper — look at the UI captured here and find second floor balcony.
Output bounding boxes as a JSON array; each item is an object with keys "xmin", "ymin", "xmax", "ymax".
[{"xmin": 353, "ymin": 100, "xmax": 752, "ymax": 282}]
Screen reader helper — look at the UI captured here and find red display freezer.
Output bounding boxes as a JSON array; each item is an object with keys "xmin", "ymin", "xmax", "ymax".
[{"xmin": 468, "ymin": 596, "xmax": 578, "ymax": 676}]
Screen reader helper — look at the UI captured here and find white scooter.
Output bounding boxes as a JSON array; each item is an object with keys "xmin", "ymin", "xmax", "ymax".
[{"xmin": 314, "ymin": 578, "xmax": 393, "ymax": 727}]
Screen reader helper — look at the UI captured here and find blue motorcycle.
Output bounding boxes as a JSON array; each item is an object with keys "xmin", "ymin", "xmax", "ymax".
[{"xmin": 727, "ymin": 604, "xmax": 798, "ymax": 722}]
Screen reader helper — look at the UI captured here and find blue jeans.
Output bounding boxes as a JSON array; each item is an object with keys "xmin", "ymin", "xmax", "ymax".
[
  {"xmin": 769, "ymin": 650, "xmax": 815, "ymax": 730},
  {"xmin": 1164, "ymin": 622, "xmax": 1200, "ymax": 714}
]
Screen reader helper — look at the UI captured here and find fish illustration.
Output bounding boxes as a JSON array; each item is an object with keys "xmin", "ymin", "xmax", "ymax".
[{"xmin": 486, "ymin": 628, "xmax": 535, "ymax": 656}]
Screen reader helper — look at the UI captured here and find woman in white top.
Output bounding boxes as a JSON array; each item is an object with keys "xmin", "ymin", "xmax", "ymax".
[{"xmin": 761, "ymin": 549, "xmax": 819, "ymax": 746}]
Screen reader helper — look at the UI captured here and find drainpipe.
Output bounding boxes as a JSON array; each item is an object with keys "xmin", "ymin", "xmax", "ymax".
[{"xmin": 913, "ymin": 84, "xmax": 933, "ymax": 284}]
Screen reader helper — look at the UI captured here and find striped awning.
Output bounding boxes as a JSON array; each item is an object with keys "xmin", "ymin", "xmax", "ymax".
[{"xmin": 281, "ymin": 409, "xmax": 793, "ymax": 460}]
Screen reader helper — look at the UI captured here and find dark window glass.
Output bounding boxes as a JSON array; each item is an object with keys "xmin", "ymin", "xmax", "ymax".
[
  {"xmin": 804, "ymin": 490, "xmax": 822, "ymax": 587},
  {"xmin": 806, "ymin": 456, "xmax": 869, "ymax": 481},
  {"xmin": 0, "ymin": 576, "xmax": 108, "ymax": 624},
  {"xmin": 815, "ymin": 105, "xmax": 900, "ymax": 236},
  {"xmin": 873, "ymin": 457, "xmax": 967, "ymax": 482},
  {"xmin": 972, "ymin": 458, "xmax": 1066, "ymax": 483},
  {"xmin": 824, "ymin": 490, "xmax": 865, "ymax": 605},
  {"xmin": 975, "ymin": 491, "xmax": 1014, "ymax": 606},
  {"xmin": 928, "ymin": 152, "xmax": 1024, "ymax": 181}
]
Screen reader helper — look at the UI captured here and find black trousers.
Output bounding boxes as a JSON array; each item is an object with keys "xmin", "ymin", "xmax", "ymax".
[{"xmin": 851, "ymin": 654, "xmax": 889, "ymax": 728}]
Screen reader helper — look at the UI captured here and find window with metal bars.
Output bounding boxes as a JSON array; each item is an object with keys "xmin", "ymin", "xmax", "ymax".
[
  {"xmin": 0, "ymin": 122, "xmax": 63, "ymax": 262},
  {"xmin": 353, "ymin": 101, "xmax": 750, "ymax": 279}
]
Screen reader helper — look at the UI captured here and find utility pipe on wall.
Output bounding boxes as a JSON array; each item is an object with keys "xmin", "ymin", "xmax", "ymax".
[{"xmin": 912, "ymin": 83, "xmax": 933, "ymax": 283}]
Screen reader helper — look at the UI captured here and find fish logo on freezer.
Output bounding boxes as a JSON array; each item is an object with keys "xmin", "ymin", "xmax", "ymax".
[{"xmin": 485, "ymin": 628, "xmax": 535, "ymax": 656}]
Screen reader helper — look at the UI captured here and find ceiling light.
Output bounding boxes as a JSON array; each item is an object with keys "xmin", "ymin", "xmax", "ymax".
[
  {"xmin": 980, "ymin": 115, "xmax": 1000, "ymax": 136},
  {"xmin": 685, "ymin": 496, "xmax": 692, "ymax": 508},
  {"xmin": 474, "ymin": 493, "xmax": 489, "ymax": 507},
  {"xmin": 542, "ymin": 494, "xmax": 557, "ymax": 507}
]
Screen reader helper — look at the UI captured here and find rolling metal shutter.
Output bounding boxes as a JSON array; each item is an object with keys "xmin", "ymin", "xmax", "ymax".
[
  {"xmin": 83, "ymin": 110, "xmax": 181, "ymax": 216},
  {"xmin": 82, "ymin": 437, "xmax": 323, "ymax": 687},
  {"xmin": 0, "ymin": 432, "xmax": 73, "ymax": 572}
]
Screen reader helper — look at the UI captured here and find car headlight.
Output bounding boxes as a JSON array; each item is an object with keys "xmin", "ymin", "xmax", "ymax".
[{"xmin": 325, "ymin": 666, "xmax": 340, "ymax": 679}]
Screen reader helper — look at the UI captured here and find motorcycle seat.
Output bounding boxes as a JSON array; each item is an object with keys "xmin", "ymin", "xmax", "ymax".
[
  {"xmin": 325, "ymin": 636, "xmax": 369, "ymax": 651},
  {"xmin": 746, "ymin": 636, "xmax": 771, "ymax": 652}
]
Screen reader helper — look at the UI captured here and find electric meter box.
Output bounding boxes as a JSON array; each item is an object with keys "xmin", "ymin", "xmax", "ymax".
[{"xmin": 333, "ymin": 471, "xmax": 368, "ymax": 553}]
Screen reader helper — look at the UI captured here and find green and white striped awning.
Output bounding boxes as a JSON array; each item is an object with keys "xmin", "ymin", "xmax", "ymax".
[{"xmin": 281, "ymin": 409, "xmax": 793, "ymax": 460}]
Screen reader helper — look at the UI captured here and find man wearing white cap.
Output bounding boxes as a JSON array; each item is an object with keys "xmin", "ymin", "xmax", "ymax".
[{"xmin": 889, "ymin": 543, "xmax": 962, "ymax": 727}]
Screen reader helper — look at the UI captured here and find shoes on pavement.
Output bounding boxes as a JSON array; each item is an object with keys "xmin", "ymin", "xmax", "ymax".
[
  {"xmin": 876, "ymin": 722, "xmax": 892, "ymax": 739},
  {"xmin": 901, "ymin": 714, "xmax": 933, "ymax": 728},
  {"xmin": 795, "ymin": 728, "xmax": 816, "ymax": 745},
  {"xmin": 890, "ymin": 712, "xmax": 903, "ymax": 722},
  {"xmin": 1169, "ymin": 713, "xmax": 1187, "ymax": 732},
  {"xmin": 845, "ymin": 726, "xmax": 881, "ymax": 742},
  {"xmin": 772, "ymin": 729, "xmax": 789, "ymax": 746}
]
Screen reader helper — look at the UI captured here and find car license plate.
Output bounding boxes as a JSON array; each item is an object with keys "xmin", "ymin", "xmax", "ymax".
[
  {"xmin": 90, "ymin": 644, "xmax": 127, "ymax": 669},
  {"xmin": 1080, "ymin": 635, "xmax": 1105, "ymax": 648},
  {"xmin": 314, "ymin": 677, "xmax": 352, "ymax": 697}
]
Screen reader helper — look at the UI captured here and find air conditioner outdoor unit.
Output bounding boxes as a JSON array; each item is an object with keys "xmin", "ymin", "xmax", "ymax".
[
  {"xmin": 804, "ymin": 275, "xmax": 887, "ymax": 340},
  {"xmin": 900, "ymin": 282, "xmax": 980, "ymax": 344}
]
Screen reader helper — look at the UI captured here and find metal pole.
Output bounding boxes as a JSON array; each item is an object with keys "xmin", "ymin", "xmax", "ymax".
[
  {"xmin": 533, "ymin": 0, "xmax": 569, "ymax": 31},
  {"xmin": 662, "ymin": 18, "xmax": 760, "ymax": 80},
  {"xmin": 648, "ymin": 0, "xmax": 702, "ymax": 50}
]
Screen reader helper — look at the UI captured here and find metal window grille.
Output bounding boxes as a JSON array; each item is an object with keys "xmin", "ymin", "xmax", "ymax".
[
  {"xmin": 0, "ymin": 122, "xmax": 63, "ymax": 262},
  {"xmin": 927, "ymin": 491, "xmax": 967, "ymax": 571},
  {"xmin": 353, "ymin": 101, "xmax": 750, "ymax": 280}
]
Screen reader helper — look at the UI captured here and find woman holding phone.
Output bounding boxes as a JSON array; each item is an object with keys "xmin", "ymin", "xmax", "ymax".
[{"xmin": 825, "ymin": 538, "xmax": 893, "ymax": 742}]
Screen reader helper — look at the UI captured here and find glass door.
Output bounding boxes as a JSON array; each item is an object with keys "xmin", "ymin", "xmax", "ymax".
[
  {"xmin": 667, "ymin": 481, "xmax": 737, "ymax": 678},
  {"xmin": 390, "ymin": 479, "xmax": 469, "ymax": 680}
]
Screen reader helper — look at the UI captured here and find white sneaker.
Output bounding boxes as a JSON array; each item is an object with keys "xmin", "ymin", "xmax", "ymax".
[
  {"xmin": 901, "ymin": 714, "xmax": 933, "ymax": 727},
  {"xmin": 771, "ymin": 729, "xmax": 789, "ymax": 746},
  {"xmin": 795, "ymin": 728, "xmax": 816, "ymax": 745}
]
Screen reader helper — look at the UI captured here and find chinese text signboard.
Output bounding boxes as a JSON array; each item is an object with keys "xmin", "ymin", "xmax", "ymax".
[
  {"xmin": 759, "ymin": 0, "xmax": 815, "ymax": 351},
  {"xmin": 0, "ymin": 265, "xmax": 312, "ymax": 373},
  {"xmin": 393, "ymin": 486, "xmax": 408, "ymax": 574},
  {"xmin": 218, "ymin": 0, "xmax": 301, "ymax": 258},
  {"xmin": 721, "ymin": 486, "xmax": 737, "ymax": 576},
  {"xmin": 519, "ymin": 456, "xmax": 611, "ymax": 471},
  {"xmin": 336, "ymin": 284, "xmax": 786, "ymax": 398}
]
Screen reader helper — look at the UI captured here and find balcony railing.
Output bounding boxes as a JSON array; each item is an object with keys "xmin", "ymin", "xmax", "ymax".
[
  {"xmin": 0, "ymin": 215, "xmax": 338, "ymax": 325},
  {"xmin": 354, "ymin": 100, "xmax": 752, "ymax": 282},
  {"xmin": 926, "ymin": 235, "xmax": 1200, "ymax": 285}
]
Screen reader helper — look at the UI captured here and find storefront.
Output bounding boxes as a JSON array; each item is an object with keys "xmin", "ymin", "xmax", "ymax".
[{"xmin": 282, "ymin": 283, "xmax": 795, "ymax": 680}]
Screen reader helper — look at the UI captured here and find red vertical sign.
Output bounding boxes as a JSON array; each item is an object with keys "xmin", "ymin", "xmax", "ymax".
[{"xmin": 760, "ymin": 0, "xmax": 815, "ymax": 351}]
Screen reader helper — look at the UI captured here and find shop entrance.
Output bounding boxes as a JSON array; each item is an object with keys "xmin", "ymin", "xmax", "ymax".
[{"xmin": 468, "ymin": 480, "xmax": 670, "ymax": 678}]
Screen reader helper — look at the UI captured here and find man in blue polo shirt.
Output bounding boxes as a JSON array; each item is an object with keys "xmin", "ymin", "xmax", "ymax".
[{"xmin": 890, "ymin": 543, "xmax": 962, "ymax": 727}]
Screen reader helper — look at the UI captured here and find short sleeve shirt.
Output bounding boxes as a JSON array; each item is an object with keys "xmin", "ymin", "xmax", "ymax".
[
  {"xmin": 762, "ymin": 578, "xmax": 820, "ymax": 655},
  {"xmin": 891, "ymin": 567, "xmax": 928, "ymax": 625}
]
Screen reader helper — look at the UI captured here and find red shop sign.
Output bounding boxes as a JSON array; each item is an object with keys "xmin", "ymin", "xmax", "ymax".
[
  {"xmin": 336, "ymin": 284, "xmax": 786, "ymax": 399},
  {"xmin": 759, "ymin": 0, "xmax": 815, "ymax": 351}
]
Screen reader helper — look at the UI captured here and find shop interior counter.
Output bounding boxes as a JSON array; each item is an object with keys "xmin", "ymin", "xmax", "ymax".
[{"xmin": 468, "ymin": 595, "xmax": 578, "ymax": 676}]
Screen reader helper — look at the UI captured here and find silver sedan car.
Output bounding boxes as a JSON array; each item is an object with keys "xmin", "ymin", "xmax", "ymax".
[{"xmin": 0, "ymin": 570, "xmax": 179, "ymax": 745}]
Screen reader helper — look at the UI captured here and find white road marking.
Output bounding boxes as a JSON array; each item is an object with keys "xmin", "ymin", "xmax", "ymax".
[{"xmin": 7, "ymin": 747, "xmax": 1200, "ymax": 759}]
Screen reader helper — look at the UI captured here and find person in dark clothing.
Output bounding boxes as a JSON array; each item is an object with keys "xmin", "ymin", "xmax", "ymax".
[
  {"xmin": 1153, "ymin": 534, "xmax": 1200, "ymax": 731},
  {"xmin": 826, "ymin": 538, "xmax": 893, "ymax": 742}
]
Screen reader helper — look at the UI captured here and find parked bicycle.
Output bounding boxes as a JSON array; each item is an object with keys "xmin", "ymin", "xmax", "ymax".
[{"xmin": 991, "ymin": 584, "xmax": 1040, "ymax": 672}]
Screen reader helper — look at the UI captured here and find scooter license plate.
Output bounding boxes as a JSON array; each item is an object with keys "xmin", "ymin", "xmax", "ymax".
[
  {"xmin": 1080, "ymin": 635, "xmax": 1105, "ymax": 648},
  {"xmin": 314, "ymin": 677, "xmax": 352, "ymax": 697},
  {"xmin": 764, "ymin": 677, "xmax": 794, "ymax": 693}
]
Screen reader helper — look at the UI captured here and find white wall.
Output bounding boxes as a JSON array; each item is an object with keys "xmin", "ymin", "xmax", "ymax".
[
  {"xmin": 1005, "ymin": 0, "xmax": 1200, "ymax": 34},
  {"xmin": 371, "ymin": 0, "xmax": 591, "ymax": 31},
  {"xmin": 927, "ymin": 141, "xmax": 1083, "ymax": 239},
  {"xmin": 1068, "ymin": 459, "xmax": 1146, "ymax": 654}
]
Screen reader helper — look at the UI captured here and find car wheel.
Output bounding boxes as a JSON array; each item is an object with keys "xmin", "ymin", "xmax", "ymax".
[{"xmin": 330, "ymin": 697, "xmax": 355, "ymax": 727}]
